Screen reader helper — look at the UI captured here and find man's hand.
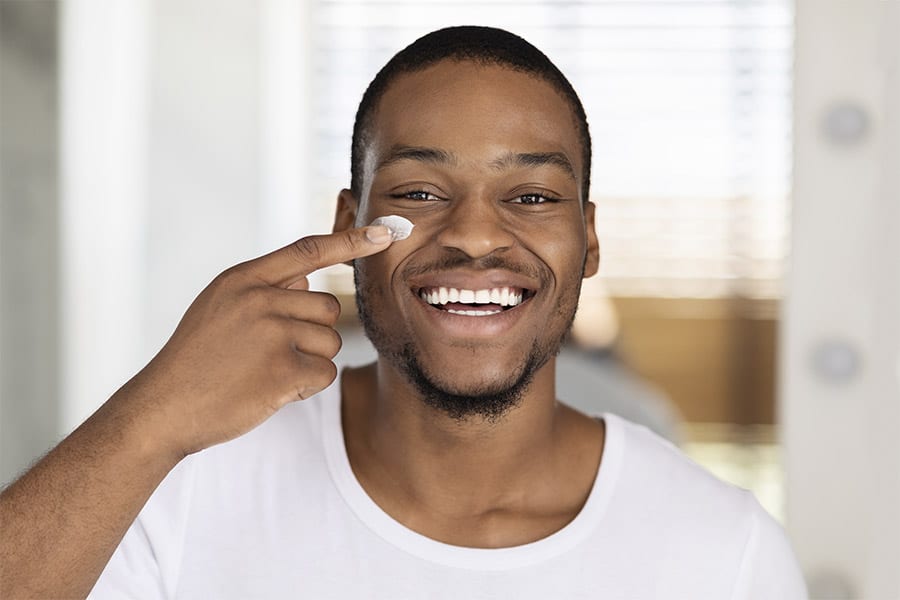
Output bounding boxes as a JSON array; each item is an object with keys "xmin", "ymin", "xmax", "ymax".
[
  {"xmin": 121, "ymin": 225, "xmax": 393, "ymax": 459},
  {"xmin": 0, "ymin": 225, "xmax": 392, "ymax": 599}
]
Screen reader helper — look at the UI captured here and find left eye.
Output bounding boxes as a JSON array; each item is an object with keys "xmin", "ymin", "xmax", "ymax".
[
  {"xmin": 390, "ymin": 190, "xmax": 441, "ymax": 201},
  {"xmin": 510, "ymin": 193, "xmax": 557, "ymax": 205}
]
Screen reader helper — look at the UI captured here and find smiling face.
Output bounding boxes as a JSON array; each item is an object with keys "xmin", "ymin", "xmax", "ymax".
[{"xmin": 337, "ymin": 59, "xmax": 599, "ymax": 421}]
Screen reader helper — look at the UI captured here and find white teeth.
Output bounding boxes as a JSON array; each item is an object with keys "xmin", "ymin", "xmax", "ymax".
[
  {"xmin": 447, "ymin": 309, "xmax": 503, "ymax": 316},
  {"xmin": 420, "ymin": 286, "xmax": 529, "ymax": 308}
]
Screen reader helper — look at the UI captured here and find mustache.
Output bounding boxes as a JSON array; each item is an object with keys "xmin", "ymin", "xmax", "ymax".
[{"xmin": 400, "ymin": 250, "xmax": 548, "ymax": 284}]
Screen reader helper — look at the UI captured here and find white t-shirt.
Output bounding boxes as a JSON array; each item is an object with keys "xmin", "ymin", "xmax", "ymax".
[{"xmin": 90, "ymin": 380, "xmax": 808, "ymax": 599}]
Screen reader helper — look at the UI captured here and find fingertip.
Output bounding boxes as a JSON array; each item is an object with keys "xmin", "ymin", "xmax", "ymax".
[
  {"xmin": 365, "ymin": 225, "xmax": 393, "ymax": 244},
  {"xmin": 368, "ymin": 215, "xmax": 414, "ymax": 242}
]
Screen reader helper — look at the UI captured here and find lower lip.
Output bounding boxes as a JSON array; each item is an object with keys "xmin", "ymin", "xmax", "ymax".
[{"xmin": 412, "ymin": 294, "xmax": 532, "ymax": 337}]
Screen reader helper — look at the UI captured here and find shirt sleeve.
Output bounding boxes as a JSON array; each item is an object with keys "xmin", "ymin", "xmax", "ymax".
[
  {"xmin": 731, "ymin": 495, "xmax": 809, "ymax": 600},
  {"xmin": 88, "ymin": 457, "xmax": 197, "ymax": 600}
]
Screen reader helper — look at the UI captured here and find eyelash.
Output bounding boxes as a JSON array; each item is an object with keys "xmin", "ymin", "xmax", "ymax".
[
  {"xmin": 511, "ymin": 193, "xmax": 562, "ymax": 205},
  {"xmin": 388, "ymin": 190, "xmax": 562, "ymax": 205},
  {"xmin": 389, "ymin": 190, "xmax": 441, "ymax": 202}
]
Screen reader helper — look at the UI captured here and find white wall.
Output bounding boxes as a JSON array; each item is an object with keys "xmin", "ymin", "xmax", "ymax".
[
  {"xmin": 783, "ymin": 0, "xmax": 900, "ymax": 597},
  {"xmin": 141, "ymin": 0, "xmax": 262, "ymax": 359},
  {"xmin": 59, "ymin": 0, "xmax": 299, "ymax": 432},
  {"xmin": 60, "ymin": 0, "xmax": 151, "ymax": 433}
]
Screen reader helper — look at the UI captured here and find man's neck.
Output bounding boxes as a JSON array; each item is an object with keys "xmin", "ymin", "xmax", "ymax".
[{"xmin": 340, "ymin": 359, "xmax": 605, "ymax": 547}]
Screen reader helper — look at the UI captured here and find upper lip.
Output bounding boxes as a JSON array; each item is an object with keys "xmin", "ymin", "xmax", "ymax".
[{"xmin": 406, "ymin": 269, "xmax": 540, "ymax": 293}]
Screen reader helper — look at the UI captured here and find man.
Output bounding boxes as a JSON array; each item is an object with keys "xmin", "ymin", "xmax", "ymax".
[{"xmin": 0, "ymin": 26, "xmax": 806, "ymax": 598}]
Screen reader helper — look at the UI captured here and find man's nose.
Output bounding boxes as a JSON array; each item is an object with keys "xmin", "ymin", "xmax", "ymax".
[{"xmin": 435, "ymin": 197, "xmax": 516, "ymax": 259}]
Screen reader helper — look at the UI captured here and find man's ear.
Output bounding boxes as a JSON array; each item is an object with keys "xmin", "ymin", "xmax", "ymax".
[
  {"xmin": 333, "ymin": 188, "xmax": 359, "ymax": 232},
  {"xmin": 583, "ymin": 201, "xmax": 601, "ymax": 278},
  {"xmin": 333, "ymin": 189, "xmax": 360, "ymax": 266}
]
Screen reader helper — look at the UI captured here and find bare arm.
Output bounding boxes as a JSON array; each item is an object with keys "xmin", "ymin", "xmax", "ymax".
[
  {"xmin": 0, "ymin": 225, "xmax": 393, "ymax": 599},
  {"xmin": 0, "ymin": 385, "xmax": 181, "ymax": 599}
]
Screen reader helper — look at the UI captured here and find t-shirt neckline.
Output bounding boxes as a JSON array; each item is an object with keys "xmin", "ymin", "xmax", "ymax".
[{"xmin": 320, "ymin": 381, "xmax": 625, "ymax": 571}]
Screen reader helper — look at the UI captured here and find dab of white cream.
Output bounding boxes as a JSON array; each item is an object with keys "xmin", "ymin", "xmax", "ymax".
[{"xmin": 370, "ymin": 215, "xmax": 414, "ymax": 241}]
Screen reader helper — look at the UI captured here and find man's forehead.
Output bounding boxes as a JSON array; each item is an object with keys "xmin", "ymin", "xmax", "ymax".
[
  {"xmin": 366, "ymin": 61, "xmax": 582, "ymax": 171},
  {"xmin": 375, "ymin": 60, "xmax": 571, "ymax": 118}
]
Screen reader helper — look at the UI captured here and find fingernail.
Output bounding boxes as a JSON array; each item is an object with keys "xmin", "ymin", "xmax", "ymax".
[
  {"xmin": 370, "ymin": 215, "xmax": 414, "ymax": 241},
  {"xmin": 366, "ymin": 225, "xmax": 392, "ymax": 244}
]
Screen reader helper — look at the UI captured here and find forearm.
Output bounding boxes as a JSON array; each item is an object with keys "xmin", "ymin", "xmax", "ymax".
[
  {"xmin": 0, "ymin": 389, "xmax": 182, "ymax": 599},
  {"xmin": 0, "ymin": 228, "xmax": 371, "ymax": 598}
]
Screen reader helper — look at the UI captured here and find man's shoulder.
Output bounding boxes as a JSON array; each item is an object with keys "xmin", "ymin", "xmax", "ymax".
[
  {"xmin": 607, "ymin": 412, "xmax": 761, "ymax": 532},
  {"xmin": 596, "ymin": 414, "xmax": 805, "ymax": 596},
  {"xmin": 612, "ymin": 413, "xmax": 741, "ymax": 491}
]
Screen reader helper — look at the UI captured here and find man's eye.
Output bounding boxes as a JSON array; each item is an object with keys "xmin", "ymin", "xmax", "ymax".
[
  {"xmin": 390, "ymin": 190, "xmax": 440, "ymax": 201},
  {"xmin": 511, "ymin": 193, "xmax": 559, "ymax": 205}
]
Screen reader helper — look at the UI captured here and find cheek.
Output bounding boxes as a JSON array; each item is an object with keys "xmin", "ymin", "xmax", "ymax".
[
  {"xmin": 532, "ymin": 234, "xmax": 587, "ymax": 280},
  {"xmin": 355, "ymin": 247, "xmax": 409, "ymax": 301}
]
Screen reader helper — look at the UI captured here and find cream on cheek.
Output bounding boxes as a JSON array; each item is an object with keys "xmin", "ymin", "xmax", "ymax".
[
  {"xmin": 369, "ymin": 215, "xmax": 415, "ymax": 241},
  {"xmin": 362, "ymin": 214, "xmax": 416, "ymax": 312}
]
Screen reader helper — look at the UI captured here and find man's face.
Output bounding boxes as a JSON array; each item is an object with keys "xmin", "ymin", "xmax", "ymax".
[{"xmin": 342, "ymin": 60, "xmax": 599, "ymax": 420}]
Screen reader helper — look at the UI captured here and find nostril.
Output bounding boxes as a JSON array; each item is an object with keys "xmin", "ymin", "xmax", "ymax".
[{"xmin": 435, "ymin": 217, "xmax": 515, "ymax": 257}]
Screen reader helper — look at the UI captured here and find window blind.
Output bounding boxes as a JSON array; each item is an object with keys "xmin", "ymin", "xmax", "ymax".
[{"xmin": 309, "ymin": 0, "xmax": 792, "ymax": 299}]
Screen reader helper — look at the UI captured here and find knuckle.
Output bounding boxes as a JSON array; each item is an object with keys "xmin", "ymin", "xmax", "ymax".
[
  {"xmin": 241, "ymin": 286, "xmax": 270, "ymax": 311},
  {"xmin": 323, "ymin": 328, "xmax": 343, "ymax": 358},
  {"xmin": 319, "ymin": 358, "xmax": 338, "ymax": 386},
  {"xmin": 249, "ymin": 317, "xmax": 283, "ymax": 347},
  {"xmin": 273, "ymin": 352, "xmax": 298, "ymax": 380},
  {"xmin": 295, "ymin": 356, "xmax": 337, "ymax": 400},
  {"xmin": 291, "ymin": 237, "xmax": 323, "ymax": 265},
  {"xmin": 321, "ymin": 294, "xmax": 342, "ymax": 321},
  {"xmin": 260, "ymin": 316, "xmax": 285, "ymax": 338},
  {"xmin": 231, "ymin": 291, "xmax": 265, "ymax": 323},
  {"xmin": 341, "ymin": 231, "xmax": 364, "ymax": 255}
]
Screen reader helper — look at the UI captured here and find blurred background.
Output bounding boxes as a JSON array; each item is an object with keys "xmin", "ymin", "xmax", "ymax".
[{"xmin": 0, "ymin": 0, "xmax": 897, "ymax": 597}]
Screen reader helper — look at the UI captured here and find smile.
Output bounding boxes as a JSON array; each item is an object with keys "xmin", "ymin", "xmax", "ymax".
[{"xmin": 416, "ymin": 286, "xmax": 532, "ymax": 316}]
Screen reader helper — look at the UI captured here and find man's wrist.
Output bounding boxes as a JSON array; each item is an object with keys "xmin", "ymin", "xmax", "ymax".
[{"xmin": 104, "ymin": 383, "xmax": 188, "ymax": 473}]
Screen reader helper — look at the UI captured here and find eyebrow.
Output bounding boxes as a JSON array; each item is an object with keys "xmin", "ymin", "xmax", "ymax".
[
  {"xmin": 375, "ymin": 145, "xmax": 457, "ymax": 171},
  {"xmin": 490, "ymin": 151, "xmax": 576, "ymax": 181},
  {"xmin": 374, "ymin": 145, "xmax": 577, "ymax": 181}
]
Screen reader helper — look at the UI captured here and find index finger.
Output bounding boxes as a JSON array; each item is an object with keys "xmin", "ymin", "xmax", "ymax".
[{"xmin": 249, "ymin": 226, "xmax": 393, "ymax": 287}]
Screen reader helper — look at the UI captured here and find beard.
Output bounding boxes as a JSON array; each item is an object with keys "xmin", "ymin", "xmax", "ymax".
[
  {"xmin": 387, "ymin": 339, "xmax": 544, "ymax": 423},
  {"xmin": 353, "ymin": 253, "xmax": 581, "ymax": 424}
]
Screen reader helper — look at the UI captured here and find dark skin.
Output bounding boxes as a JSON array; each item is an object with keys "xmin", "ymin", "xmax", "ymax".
[
  {"xmin": 334, "ymin": 61, "xmax": 604, "ymax": 547},
  {"xmin": 0, "ymin": 59, "xmax": 603, "ymax": 598}
]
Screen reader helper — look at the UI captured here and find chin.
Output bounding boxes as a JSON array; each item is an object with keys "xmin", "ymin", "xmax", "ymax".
[
  {"xmin": 392, "ymin": 339, "xmax": 552, "ymax": 423},
  {"xmin": 421, "ymin": 364, "xmax": 525, "ymax": 398},
  {"xmin": 415, "ymin": 349, "xmax": 529, "ymax": 394}
]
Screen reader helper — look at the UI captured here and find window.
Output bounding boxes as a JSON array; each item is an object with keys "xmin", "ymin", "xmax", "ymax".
[{"xmin": 303, "ymin": 0, "xmax": 792, "ymax": 300}]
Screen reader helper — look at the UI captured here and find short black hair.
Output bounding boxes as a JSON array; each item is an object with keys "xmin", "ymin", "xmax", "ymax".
[{"xmin": 350, "ymin": 26, "xmax": 592, "ymax": 203}]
